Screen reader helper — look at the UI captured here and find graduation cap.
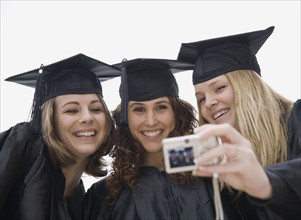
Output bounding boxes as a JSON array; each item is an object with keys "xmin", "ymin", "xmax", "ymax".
[
  {"xmin": 5, "ymin": 53, "xmax": 121, "ymax": 132},
  {"xmin": 177, "ymin": 26, "xmax": 274, "ymax": 85},
  {"xmin": 113, "ymin": 58, "xmax": 194, "ymax": 125}
]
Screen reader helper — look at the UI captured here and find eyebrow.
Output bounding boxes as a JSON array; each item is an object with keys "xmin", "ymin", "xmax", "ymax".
[
  {"xmin": 61, "ymin": 99, "xmax": 101, "ymax": 108},
  {"xmin": 129, "ymin": 100, "xmax": 170, "ymax": 108},
  {"xmin": 195, "ymin": 80, "xmax": 219, "ymax": 96}
]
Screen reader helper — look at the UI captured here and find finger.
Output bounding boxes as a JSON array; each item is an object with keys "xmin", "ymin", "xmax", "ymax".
[
  {"xmin": 194, "ymin": 124, "xmax": 244, "ymax": 144},
  {"xmin": 196, "ymin": 143, "xmax": 238, "ymax": 165},
  {"xmin": 192, "ymin": 169, "xmax": 213, "ymax": 177},
  {"xmin": 196, "ymin": 161, "xmax": 244, "ymax": 174},
  {"xmin": 194, "ymin": 124, "xmax": 239, "ymax": 142}
]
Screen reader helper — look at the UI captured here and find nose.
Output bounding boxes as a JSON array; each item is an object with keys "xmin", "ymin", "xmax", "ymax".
[
  {"xmin": 79, "ymin": 108, "xmax": 93, "ymax": 123},
  {"xmin": 205, "ymin": 95, "xmax": 218, "ymax": 109},
  {"xmin": 144, "ymin": 110, "xmax": 157, "ymax": 126}
]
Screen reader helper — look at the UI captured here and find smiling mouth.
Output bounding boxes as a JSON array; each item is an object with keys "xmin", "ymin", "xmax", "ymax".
[
  {"xmin": 213, "ymin": 109, "xmax": 229, "ymax": 120},
  {"xmin": 75, "ymin": 130, "xmax": 96, "ymax": 137},
  {"xmin": 141, "ymin": 129, "xmax": 163, "ymax": 138}
]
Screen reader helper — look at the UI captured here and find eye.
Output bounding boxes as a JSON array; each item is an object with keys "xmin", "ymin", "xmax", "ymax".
[
  {"xmin": 91, "ymin": 107, "xmax": 104, "ymax": 113},
  {"xmin": 216, "ymin": 85, "xmax": 226, "ymax": 93},
  {"xmin": 133, "ymin": 107, "xmax": 145, "ymax": 112},
  {"xmin": 198, "ymin": 97, "xmax": 206, "ymax": 105},
  {"xmin": 90, "ymin": 102, "xmax": 104, "ymax": 113},
  {"xmin": 65, "ymin": 109, "xmax": 78, "ymax": 114},
  {"xmin": 156, "ymin": 105, "xmax": 167, "ymax": 111}
]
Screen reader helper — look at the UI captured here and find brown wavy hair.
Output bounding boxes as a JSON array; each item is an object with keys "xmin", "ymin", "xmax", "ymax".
[
  {"xmin": 41, "ymin": 94, "xmax": 115, "ymax": 177},
  {"xmin": 106, "ymin": 96, "xmax": 199, "ymax": 204}
]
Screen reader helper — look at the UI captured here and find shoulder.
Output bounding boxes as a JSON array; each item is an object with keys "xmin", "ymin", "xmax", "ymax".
[
  {"xmin": 0, "ymin": 122, "xmax": 46, "ymax": 173},
  {"xmin": 288, "ymin": 99, "xmax": 301, "ymax": 134},
  {"xmin": 287, "ymin": 99, "xmax": 301, "ymax": 159},
  {"xmin": 1, "ymin": 122, "xmax": 33, "ymax": 138},
  {"xmin": 0, "ymin": 122, "xmax": 40, "ymax": 151},
  {"xmin": 289, "ymin": 99, "xmax": 301, "ymax": 119},
  {"xmin": 82, "ymin": 178, "xmax": 110, "ymax": 220},
  {"xmin": 85, "ymin": 177, "xmax": 108, "ymax": 202},
  {"xmin": 89, "ymin": 178, "xmax": 107, "ymax": 193},
  {"xmin": 292, "ymin": 99, "xmax": 301, "ymax": 114}
]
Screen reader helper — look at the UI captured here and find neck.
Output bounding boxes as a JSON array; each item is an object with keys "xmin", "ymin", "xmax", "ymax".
[
  {"xmin": 61, "ymin": 159, "xmax": 88, "ymax": 198},
  {"xmin": 143, "ymin": 151, "xmax": 165, "ymax": 171}
]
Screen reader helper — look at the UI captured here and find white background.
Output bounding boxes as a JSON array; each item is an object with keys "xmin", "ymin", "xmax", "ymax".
[{"xmin": 1, "ymin": 0, "xmax": 300, "ymax": 190}]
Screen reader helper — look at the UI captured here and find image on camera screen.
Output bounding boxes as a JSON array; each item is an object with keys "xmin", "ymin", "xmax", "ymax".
[
  {"xmin": 168, "ymin": 146, "xmax": 195, "ymax": 168},
  {"xmin": 163, "ymin": 135, "xmax": 221, "ymax": 173}
]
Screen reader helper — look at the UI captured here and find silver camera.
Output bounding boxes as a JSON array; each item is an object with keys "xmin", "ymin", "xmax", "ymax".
[{"xmin": 162, "ymin": 134, "xmax": 221, "ymax": 173}]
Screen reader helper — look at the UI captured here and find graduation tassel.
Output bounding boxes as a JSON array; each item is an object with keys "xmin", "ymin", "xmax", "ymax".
[
  {"xmin": 120, "ymin": 59, "xmax": 128, "ymax": 126},
  {"xmin": 30, "ymin": 64, "xmax": 45, "ymax": 133}
]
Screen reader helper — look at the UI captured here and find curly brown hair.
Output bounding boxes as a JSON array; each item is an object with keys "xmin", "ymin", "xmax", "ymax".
[{"xmin": 106, "ymin": 96, "xmax": 198, "ymax": 204}]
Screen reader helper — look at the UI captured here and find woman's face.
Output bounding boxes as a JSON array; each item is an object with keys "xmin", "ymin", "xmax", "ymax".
[
  {"xmin": 54, "ymin": 94, "xmax": 107, "ymax": 160},
  {"xmin": 194, "ymin": 75, "xmax": 238, "ymax": 130},
  {"xmin": 128, "ymin": 97, "xmax": 175, "ymax": 153}
]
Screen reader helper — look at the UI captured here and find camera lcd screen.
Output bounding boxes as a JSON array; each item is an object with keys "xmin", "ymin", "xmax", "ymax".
[
  {"xmin": 168, "ymin": 146, "xmax": 195, "ymax": 168},
  {"xmin": 162, "ymin": 134, "xmax": 221, "ymax": 173}
]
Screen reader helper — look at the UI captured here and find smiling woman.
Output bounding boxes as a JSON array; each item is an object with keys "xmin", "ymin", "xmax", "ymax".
[
  {"xmin": 0, "ymin": 54, "xmax": 120, "ymax": 219},
  {"xmin": 128, "ymin": 97, "xmax": 176, "ymax": 155},
  {"xmin": 178, "ymin": 26, "xmax": 301, "ymax": 219},
  {"xmin": 50, "ymin": 94, "xmax": 108, "ymax": 161},
  {"xmin": 194, "ymin": 75, "xmax": 237, "ymax": 130}
]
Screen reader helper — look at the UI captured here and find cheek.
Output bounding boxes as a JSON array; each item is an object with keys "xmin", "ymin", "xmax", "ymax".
[
  {"xmin": 53, "ymin": 114, "xmax": 72, "ymax": 138},
  {"xmin": 165, "ymin": 111, "xmax": 176, "ymax": 129},
  {"xmin": 128, "ymin": 115, "xmax": 140, "ymax": 133},
  {"xmin": 128, "ymin": 120, "xmax": 140, "ymax": 142},
  {"xmin": 95, "ymin": 114, "xmax": 106, "ymax": 126},
  {"xmin": 225, "ymin": 86, "xmax": 236, "ymax": 104},
  {"xmin": 53, "ymin": 114, "xmax": 61, "ymax": 133},
  {"xmin": 200, "ymin": 106, "xmax": 210, "ymax": 119},
  {"xmin": 53, "ymin": 117, "xmax": 65, "ymax": 141}
]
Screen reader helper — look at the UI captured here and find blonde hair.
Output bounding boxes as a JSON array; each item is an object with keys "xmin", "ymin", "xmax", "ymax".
[
  {"xmin": 198, "ymin": 70, "xmax": 293, "ymax": 165},
  {"xmin": 41, "ymin": 94, "xmax": 114, "ymax": 176}
]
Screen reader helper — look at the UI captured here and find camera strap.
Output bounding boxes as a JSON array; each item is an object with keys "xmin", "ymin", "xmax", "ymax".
[{"xmin": 213, "ymin": 172, "xmax": 224, "ymax": 220}]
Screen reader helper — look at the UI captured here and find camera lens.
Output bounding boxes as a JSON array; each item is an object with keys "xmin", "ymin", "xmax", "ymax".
[{"xmin": 184, "ymin": 139, "xmax": 189, "ymax": 144}]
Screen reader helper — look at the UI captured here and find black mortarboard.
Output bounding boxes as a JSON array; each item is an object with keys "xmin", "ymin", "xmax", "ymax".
[
  {"xmin": 177, "ymin": 26, "xmax": 274, "ymax": 85},
  {"xmin": 5, "ymin": 53, "xmax": 121, "ymax": 132},
  {"xmin": 113, "ymin": 58, "xmax": 194, "ymax": 125}
]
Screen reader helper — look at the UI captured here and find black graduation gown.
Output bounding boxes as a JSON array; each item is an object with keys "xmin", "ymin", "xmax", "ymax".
[
  {"xmin": 0, "ymin": 122, "xmax": 85, "ymax": 220},
  {"xmin": 249, "ymin": 99, "xmax": 301, "ymax": 219},
  {"xmin": 83, "ymin": 167, "xmax": 279, "ymax": 220}
]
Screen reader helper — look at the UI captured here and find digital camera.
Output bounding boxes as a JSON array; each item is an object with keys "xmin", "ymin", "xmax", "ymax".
[{"xmin": 162, "ymin": 134, "xmax": 221, "ymax": 173}]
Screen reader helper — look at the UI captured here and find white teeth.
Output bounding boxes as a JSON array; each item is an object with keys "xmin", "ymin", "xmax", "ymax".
[
  {"xmin": 76, "ymin": 131, "xmax": 95, "ymax": 137},
  {"xmin": 213, "ymin": 110, "xmax": 228, "ymax": 120},
  {"xmin": 143, "ymin": 130, "xmax": 161, "ymax": 137}
]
